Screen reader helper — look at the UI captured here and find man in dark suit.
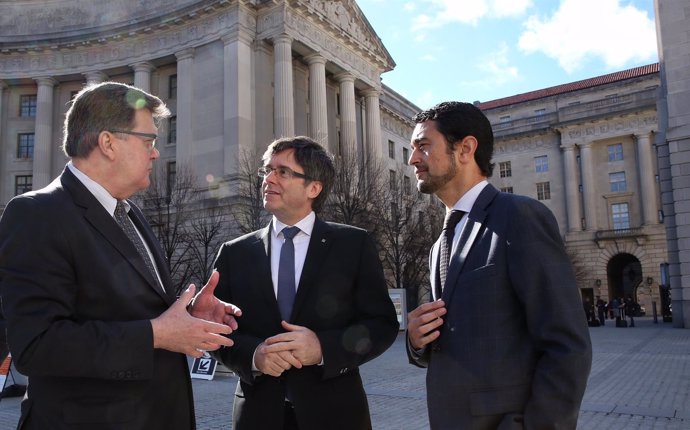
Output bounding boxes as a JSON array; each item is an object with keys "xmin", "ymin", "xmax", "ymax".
[
  {"xmin": 212, "ymin": 136, "xmax": 399, "ymax": 430},
  {"xmin": 406, "ymin": 102, "xmax": 592, "ymax": 429},
  {"xmin": 0, "ymin": 82, "xmax": 240, "ymax": 430}
]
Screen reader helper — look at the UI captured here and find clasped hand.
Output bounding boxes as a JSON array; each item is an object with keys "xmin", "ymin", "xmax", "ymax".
[{"xmin": 254, "ymin": 321, "xmax": 322, "ymax": 377}]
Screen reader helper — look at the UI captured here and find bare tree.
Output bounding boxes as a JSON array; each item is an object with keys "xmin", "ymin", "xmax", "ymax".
[
  {"xmin": 187, "ymin": 206, "xmax": 227, "ymax": 286},
  {"xmin": 323, "ymin": 152, "xmax": 387, "ymax": 230},
  {"xmin": 233, "ymin": 149, "xmax": 270, "ymax": 234},
  {"xmin": 373, "ymin": 171, "xmax": 443, "ymax": 310}
]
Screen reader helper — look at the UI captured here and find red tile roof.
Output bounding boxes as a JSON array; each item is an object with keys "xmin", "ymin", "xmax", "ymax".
[{"xmin": 477, "ymin": 63, "xmax": 660, "ymax": 110}]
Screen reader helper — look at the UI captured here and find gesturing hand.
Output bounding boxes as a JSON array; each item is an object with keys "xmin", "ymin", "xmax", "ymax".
[{"xmin": 189, "ymin": 270, "xmax": 242, "ymax": 330}]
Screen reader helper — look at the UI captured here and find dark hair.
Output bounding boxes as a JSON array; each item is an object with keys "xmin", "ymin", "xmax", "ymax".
[
  {"xmin": 62, "ymin": 81, "xmax": 170, "ymax": 158},
  {"xmin": 413, "ymin": 101, "xmax": 494, "ymax": 177},
  {"xmin": 263, "ymin": 136, "xmax": 335, "ymax": 212}
]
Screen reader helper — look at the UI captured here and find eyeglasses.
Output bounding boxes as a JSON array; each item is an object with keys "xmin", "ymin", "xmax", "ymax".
[
  {"xmin": 257, "ymin": 165, "xmax": 312, "ymax": 180},
  {"xmin": 108, "ymin": 129, "xmax": 158, "ymax": 150}
]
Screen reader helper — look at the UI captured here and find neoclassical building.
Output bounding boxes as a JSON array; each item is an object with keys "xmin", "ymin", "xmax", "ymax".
[
  {"xmin": 479, "ymin": 64, "xmax": 666, "ymax": 316},
  {"xmin": 0, "ymin": 0, "xmax": 418, "ymax": 206}
]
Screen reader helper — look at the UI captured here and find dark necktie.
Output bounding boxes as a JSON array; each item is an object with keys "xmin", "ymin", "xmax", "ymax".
[
  {"xmin": 114, "ymin": 200, "xmax": 164, "ymax": 292},
  {"xmin": 437, "ymin": 210, "xmax": 465, "ymax": 299},
  {"xmin": 277, "ymin": 226, "xmax": 300, "ymax": 321}
]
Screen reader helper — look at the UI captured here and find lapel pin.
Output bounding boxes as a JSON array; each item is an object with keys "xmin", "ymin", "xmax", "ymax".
[{"xmin": 321, "ymin": 239, "xmax": 326, "ymax": 243}]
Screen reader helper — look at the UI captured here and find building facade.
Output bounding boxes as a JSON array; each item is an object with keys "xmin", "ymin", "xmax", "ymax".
[
  {"xmin": 0, "ymin": 0, "xmax": 418, "ymax": 207},
  {"xmin": 478, "ymin": 64, "xmax": 667, "ymax": 316},
  {"xmin": 655, "ymin": 0, "xmax": 690, "ymax": 328}
]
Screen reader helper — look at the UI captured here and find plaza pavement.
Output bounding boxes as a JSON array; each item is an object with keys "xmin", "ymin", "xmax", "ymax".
[{"xmin": 1, "ymin": 316, "xmax": 689, "ymax": 429}]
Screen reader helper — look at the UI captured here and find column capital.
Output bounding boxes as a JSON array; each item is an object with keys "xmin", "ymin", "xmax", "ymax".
[
  {"xmin": 634, "ymin": 131, "xmax": 654, "ymax": 141},
  {"xmin": 33, "ymin": 76, "xmax": 58, "ymax": 87},
  {"xmin": 560, "ymin": 143, "xmax": 577, "ymax": 152},
  {"xmin": 222, "ymin": 28, "xmax": 254, "ymax": 45},
  {"xmin": 175, "ymin": 48, "xmax": 195, "ymax": 61},
  {"xmin": 273, "ymin": 34, "xmax": 293, "ymax": 45},
  {"xmin": 130, "ymin": 61, "xmax": 155, "ymax": 74},
  {"xmin": 82, "ymin": 71, "xmax": 107, "ymax": 84},
  {"xmin": 362, "ymin": 87, "xmax": 382, "ymax": 98},
  {"xmin": 335, "ymin": 71, "xmax": 355, "ymax": 83},
  {"xmin": 304, "ymin": 53, "xmax": 326, "ymax": 66}
]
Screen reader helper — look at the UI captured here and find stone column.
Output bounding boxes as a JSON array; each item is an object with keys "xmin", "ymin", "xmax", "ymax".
[
  {"xmin": 32, "ymin": 77, "xmax": 57, "ymax": 189},
  {"xmin": 336, "ymin": 72, "xmax": 356, "ymax": 159},
  {"xmin": 222, "ymin": 31, "xmax": 254, "ymax": 176},
  {"xmin": 363, "ymin": 88, "xmax": 383, "ymax": 163},
  {"xmin": 562, "ymin": 144, "xmax": 583, "ymax": 231},
  {"xmin": 83, "ymin": 71, "xmax": 108, "ymax": 86},
  {"xmin": 0, "ymin": 81, "xmax": 5, "ymax": 195},
  {"xmin": 636, "ymin": 131, "xmax": 659, "ymax": 224},
  {"xmin": 131, "ymin": 62, "xmax": 154, "ymax": 92},
  {"xmin": 305, "ymin": 53, "xmax": 328, "ymax": 145},
  {"xmin": 579, "ymin": 142, "xmax": 597, "ymax": 231},
  {"xmin": 175, "ymin": 48, "xmax": 194, "ymax": 164},
  {"xmin": 273, "ymin": 34, "xmax": 294, "ymax": 137}
]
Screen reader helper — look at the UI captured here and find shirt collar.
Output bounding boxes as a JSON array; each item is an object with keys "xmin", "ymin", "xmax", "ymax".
[
  {"xmin": 67, "ymin": 162, "xmax": 122, "ymax": 216},
  {"xmin": 272, "ymin": 211, "xmax": 316, "ymax": 238},
  {"xmin": 450, "ymin": 180, "xmax": 488, "ymax": 213}
]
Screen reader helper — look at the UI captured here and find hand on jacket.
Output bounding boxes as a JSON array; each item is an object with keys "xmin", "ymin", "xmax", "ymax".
[{"xmin": 407, "ymin": 300, "xmax": 446, "ymax": 350}]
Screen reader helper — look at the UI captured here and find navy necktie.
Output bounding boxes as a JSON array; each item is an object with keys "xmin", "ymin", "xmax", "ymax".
[
  {"xmin": 114, "ymin": 200, "xmax": 164, "ymax": 292},
  {"xmin": 277, "ymin": 226, "xmax": 300, "ymax": 321},
  {"xmin": 437, "ymin": 210, "xmax": 465, "ymax": 299}
]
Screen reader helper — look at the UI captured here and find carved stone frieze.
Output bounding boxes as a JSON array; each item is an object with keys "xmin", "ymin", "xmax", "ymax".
[
  {"xmin": 0, "ymin": 5, "xmax": 257, "ymax": 78},
  {"xmin": 559, "ymin": 113, "xmax": 658, "ymax": 144},
  {"xmin": 494, "ymin": 138, "xmax": 550, "ymax": 155}
]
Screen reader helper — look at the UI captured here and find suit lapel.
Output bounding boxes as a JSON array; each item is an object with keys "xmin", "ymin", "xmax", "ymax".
[
  {"xmin": 291, "ymin": 218, "xmax": 332, "ymax": 321},
  {"xmin": 442, "ymin": 184, "xmax": 499, "ymax": 305},
  {"xmin": 61, "ymin": 168, "xmax": 170, "ymax": 303}
]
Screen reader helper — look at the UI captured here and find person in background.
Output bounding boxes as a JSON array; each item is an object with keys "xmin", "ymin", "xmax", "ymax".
[
  {"xmin": 212, "ymin": 136, "xmax": 399, "ymax": 430},
  {"xmin": 405, "ymin": 101, "xmax": 592, "ymax": 429},
  {"xmin": 0, "ymin": 82, "xmax": 240, "ymax": 430}
]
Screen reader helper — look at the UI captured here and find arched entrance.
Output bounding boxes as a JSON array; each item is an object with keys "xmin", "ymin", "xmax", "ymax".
[{"xmin": 607, "ymin": 253, "xmax": 642, "ymax": 302}]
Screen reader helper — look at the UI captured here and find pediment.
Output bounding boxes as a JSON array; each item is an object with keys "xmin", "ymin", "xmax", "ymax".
[{"xmin": 292, "ymin": 0, "xmax": 395, "ymax": 72}]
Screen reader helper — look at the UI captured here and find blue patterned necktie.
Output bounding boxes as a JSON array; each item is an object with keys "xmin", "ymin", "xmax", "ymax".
[
  {"xmin": 437, "ymin": 210, "xmax": 465, "ymax": 299},
  {"xmin": 114, "ymin": 200, "xmax": 164, "ymax": 292},
  {"xmin": 277, "ymin": 226, "xmax": 300, "ymax": 321}
]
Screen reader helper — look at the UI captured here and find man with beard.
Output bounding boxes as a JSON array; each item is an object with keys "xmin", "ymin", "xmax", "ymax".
[{"xmin": 405, "ymin": 101, "xmax": 592, "ymax": 429}]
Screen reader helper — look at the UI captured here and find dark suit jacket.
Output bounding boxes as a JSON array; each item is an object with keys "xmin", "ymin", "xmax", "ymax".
[
  {"xmin": 0, "ymin": 167, "xmax": 195, "ymax": 430},
  {"xmin": 212, "ymin": 218, "xmax": 399, "ymax": 430},
  {"xmin": 409, "ymin": 184, "xmax": 592, "ymax": 430}
]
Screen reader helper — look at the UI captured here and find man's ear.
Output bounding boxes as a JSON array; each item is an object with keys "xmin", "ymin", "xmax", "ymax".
[
  {"xmin": 456, "ymin": 136, "xmax": 478, "ymax": 163},
  {"xmin": 307, "ymin": 181, "xmax": 323, "ymax": 200},
  {"xmin": 97, "ymin": 131, "xmax": 117, "ymax": 160}
]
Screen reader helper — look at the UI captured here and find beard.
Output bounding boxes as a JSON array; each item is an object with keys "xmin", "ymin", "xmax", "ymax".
[{"xmin": 417, "ymin": 153, "xmax": 457, "ymax": 194}]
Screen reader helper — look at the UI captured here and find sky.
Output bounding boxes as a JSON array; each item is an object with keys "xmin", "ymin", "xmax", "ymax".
[{"xmin": 356, "ymin": 0, "xmax": 659, "ymax": 109}]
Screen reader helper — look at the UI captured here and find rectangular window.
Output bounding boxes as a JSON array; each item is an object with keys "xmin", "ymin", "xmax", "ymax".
[
  {"xmin": 169, "ymin": 75, "xmax": 177, "ymax": 100},
  {"xmin": 168, "ymin": 116, "xmax": 177, "ymax": 144},
  {"xmin": 403, "ymin": 176, "xmax": 410, "ymax": 195},
  {"xmin": 388, "ymin": 140, "xmax": 395, "ymax": 159},
  {"xmin": 20, "ymin": 95, "xmax": 37, "ymax": 117},
  {"xmin": 166, "ymin": 161, "xmax": 177, "ymax": 197},
  {"xmin": 17, "ymin": 133, "xmax": 34, "ymax": 159},
  {"xmin": 15, "ymin": 175, "xmax": 32, "ymax": 196},
  {"xmin": 535, "ymin": 155, "xmax": 548, "ymax": 173},
  {"xmin": 402, "ymin": 147, "xmax": 409, "ymax": 163},
  {"xmin": 389, "ymin": 170, "xmax": 397, "ymax": 191},
  {"xmin": 499, "ymin": 161, "xmax": 512, "ymax": 178},
  {"xmin": 612, "ymin": 203, "xmax": 630, "ymax": 230},
  {"xmin": 534, "ymin": 108, "xmax": 546, "ymax": 116},
  {"xmin": 499, "ymin": 115, "xmax": 511, "ymax": 123},
  {"xmin": 608, "ymin": 143, "xmax": 623, "ymax": 161},
  {"xmin": 609, "ymin": 171, "xmax": 627, "ymax": 192},
  {"xmin": 500, "ymin": 187, "xmax": 513, "ymax": 194},
  {"xmin": 537, "ymin": 182, "xmax": 551, "ymax": 200}
]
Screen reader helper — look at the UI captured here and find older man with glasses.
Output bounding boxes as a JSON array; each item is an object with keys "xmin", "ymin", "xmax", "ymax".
[{"xmin": 0, "ymin": 81, "xmax": 241, "ymax": 430}]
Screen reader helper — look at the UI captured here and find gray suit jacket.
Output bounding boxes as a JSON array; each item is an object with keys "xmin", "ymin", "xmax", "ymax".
[
  {"xmin": 0, "ymin": 167, "xmax": 195, "ymax": 430},
  {"xmin": 409, "ymin": 184, "xmax": 592, "ymax": 430}
]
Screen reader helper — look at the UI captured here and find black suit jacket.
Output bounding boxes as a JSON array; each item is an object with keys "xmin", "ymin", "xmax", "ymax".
[
  {"xmin": 212, "ymin": 218, "xmax": 399, "ymax": 430},
  {"xmin": 409, "ymin": 184, "xmax": 592, "ymax": 430},
  {"xmin": 0, "ymin": 167, "xmax": 195, "ymax": 430}
]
